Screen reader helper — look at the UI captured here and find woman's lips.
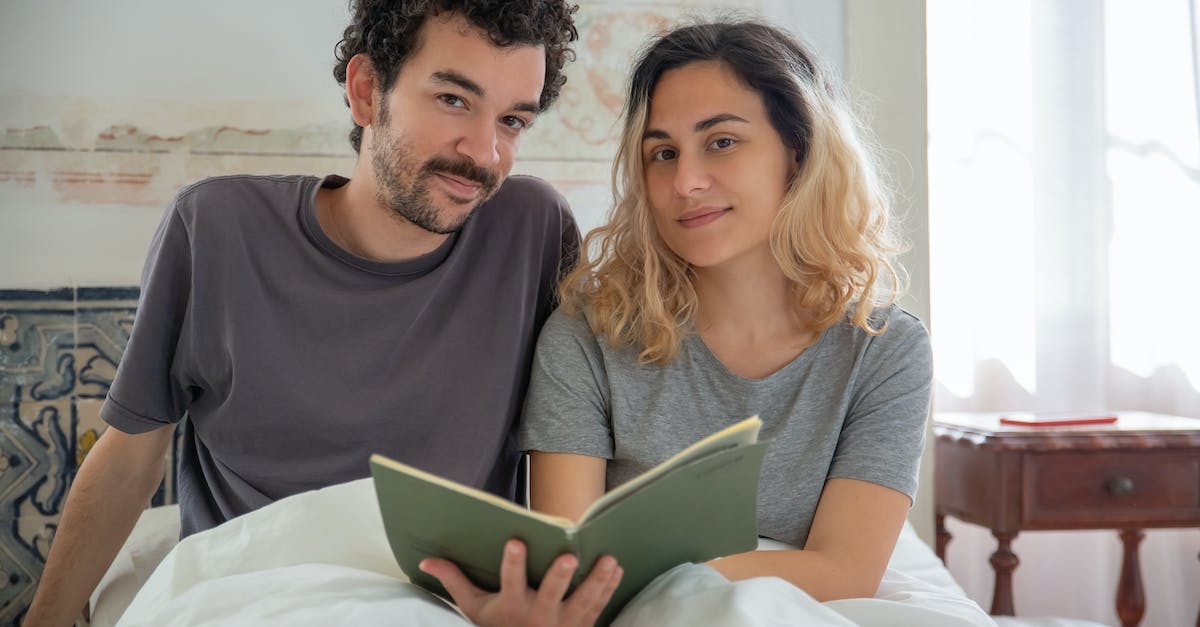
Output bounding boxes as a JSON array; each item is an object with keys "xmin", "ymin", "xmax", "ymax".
[{"xmin": 677, "ymin": 207, "xmax": 731, "ymax": 228}]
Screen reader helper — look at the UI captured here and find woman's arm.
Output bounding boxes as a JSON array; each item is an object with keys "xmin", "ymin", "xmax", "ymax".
[
  {"xmin": 711, "ymin": 309, "xmax": 932, "ymax": 600},
  {"xmin": 706, "ymin": 477, "xmax": 910, "ymax": 600},
  {"xmin": 529, "ymin": 451, "xmax": 608, "ymax": 522}
]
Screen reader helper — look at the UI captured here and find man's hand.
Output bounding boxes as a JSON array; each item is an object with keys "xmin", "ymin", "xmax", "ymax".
[{"xmin": 419, "ymin": 539, "xmax": 622, "ymax": 627}]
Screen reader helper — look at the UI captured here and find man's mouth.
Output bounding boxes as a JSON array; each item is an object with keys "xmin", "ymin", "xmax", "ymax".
[
  {"xmin": 424, "ymin": 156, "xmax": 498, "ymax": 195},
  {"xmin": 433, "ymin": 172, "xmax": 484, "ymax": 198}
]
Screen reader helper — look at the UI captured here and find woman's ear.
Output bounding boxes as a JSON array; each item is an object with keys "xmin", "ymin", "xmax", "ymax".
[
  {"xmin": 789, "ymin": 148, "xmax": 802, "ymax": 178},
  {"xmin": 345, "ymin": 53, "xmax": 378, "ymax": 129}
]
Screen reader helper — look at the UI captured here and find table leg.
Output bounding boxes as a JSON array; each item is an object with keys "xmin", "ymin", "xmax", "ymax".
[
  {"xmin": 1116, "ymin": 528, "xmax": 1145, "ymax": 627},
  {"xmin": 936, "ymin": 513, "xmax": 951, "ymax": 563},
  {"xmin": 989, "ymin": 530, "xmax": 1019, "ymax": 615}
]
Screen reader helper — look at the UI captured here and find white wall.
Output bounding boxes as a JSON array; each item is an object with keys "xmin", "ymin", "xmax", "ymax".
[
  {"xmin": 0, "ymin": 0, "xmax": 853, "ymax": 290},
  {"xmin": 0, "ymin": 0, "xmax": 351, "ymax": 288},
  {"xmin": 843, "ymin": 0, "xmax": 934, "ymax": 545}
]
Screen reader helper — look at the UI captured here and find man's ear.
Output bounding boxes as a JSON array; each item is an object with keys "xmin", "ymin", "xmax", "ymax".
[{"xmin": 345, "ymin": 53, "xmax": 378, "ymax": 128}]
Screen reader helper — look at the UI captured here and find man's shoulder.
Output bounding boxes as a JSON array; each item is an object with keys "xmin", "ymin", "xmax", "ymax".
[
  {"xmin": 487, "ymin": 175, "xmax": 571, "ymax": 216},
  {"xmin": 173, "ymin": 174, "xmax": 317, "ymax": 215},
  {"xmin": 468, "ymin": 175, "xmax": 577, "ymax": 250}
]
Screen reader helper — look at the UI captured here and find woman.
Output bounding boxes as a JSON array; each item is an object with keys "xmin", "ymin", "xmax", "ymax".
[{"xmin": 519, "ymin": 20, "xmax": 932, "ymax": 602}]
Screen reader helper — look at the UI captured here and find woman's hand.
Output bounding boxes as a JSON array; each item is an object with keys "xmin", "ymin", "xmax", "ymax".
[{"xmin": 419, "ymin": 539, "xmax": 623, "ymax": 627}]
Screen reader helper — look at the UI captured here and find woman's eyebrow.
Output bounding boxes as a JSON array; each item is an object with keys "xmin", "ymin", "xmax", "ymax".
[{"xmin": 643, "ymin": 113, "xmax": 750, "ymax": 141}]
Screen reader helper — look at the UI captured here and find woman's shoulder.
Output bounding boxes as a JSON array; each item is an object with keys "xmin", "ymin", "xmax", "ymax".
[
  {"xmin": 537, "ymin": 307, "xmax": 605, "ymax": 353},
  {"xmin": 538, "ymin": 306, "xmax": 652, "ymax": 373},
  {"xmin": 542, "ymin": 306, "xmax": 593, "ymax": 336},
  {"xmin": 871, "ymin": 304, "xmax": 929, "ymax": 339},
  {"xmin": 827, "ymin": 303, "xmax": 930, "ymax": 354},
  {"xmin": 861, "ymin": 304, "xmax": 932, "ymax": 371}
]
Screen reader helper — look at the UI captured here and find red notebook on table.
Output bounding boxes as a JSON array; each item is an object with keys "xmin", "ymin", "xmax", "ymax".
[{"xmin": 998, "ymin": 412, "xmax": 1119, "ymax": 427}]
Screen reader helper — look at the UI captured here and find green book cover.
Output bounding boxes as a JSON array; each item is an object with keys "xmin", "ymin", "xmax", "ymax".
[{"xmin": 369, "ymin": 416, "xmax": 768, "ymax": 626}]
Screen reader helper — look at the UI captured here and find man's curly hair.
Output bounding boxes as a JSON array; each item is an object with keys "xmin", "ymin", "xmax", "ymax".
[{"xmin": 333, "ymin": 0, "xmax": 579, "ymax": 153}]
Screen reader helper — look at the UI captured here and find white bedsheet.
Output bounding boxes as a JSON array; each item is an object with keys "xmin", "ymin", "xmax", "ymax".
[{"xmin": 113, "ymin": 478, "xmax": 1004, "ymax": 627}]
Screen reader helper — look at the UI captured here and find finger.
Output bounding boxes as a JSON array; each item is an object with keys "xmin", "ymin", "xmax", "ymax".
[
  {"xmin": 533, "ymin": 552, "xmax": 579, "ymax": 613},
  {"xmin": 581, "ymin": 564, "xmax": 624, "ymax": 626},
  {"xmin": 419, "ymin": 558, "xmax": 486, "ymax": 614},
  {"xmin": 563, "ymin": 556, "xmax": 620, "ymax": 625},
  {"xmin": 498, "ymin": 540, "xmax": 529, "ymax": 622}
]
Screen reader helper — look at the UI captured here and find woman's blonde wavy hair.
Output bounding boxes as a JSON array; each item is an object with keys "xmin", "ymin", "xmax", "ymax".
[{"xmin": 560, "ymin": 21, "xmax": 906, "ymax": 365}]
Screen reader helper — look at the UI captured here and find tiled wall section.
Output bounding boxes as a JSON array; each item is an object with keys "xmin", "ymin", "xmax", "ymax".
[{"xmin": 0, "ymin": 288, "xmax": 177, "ymax": 626}]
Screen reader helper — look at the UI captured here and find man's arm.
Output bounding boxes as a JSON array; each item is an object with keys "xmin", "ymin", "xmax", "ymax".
[{"xmin": 24, "ymin": 424, "xmax": 176, "ymax": 627}]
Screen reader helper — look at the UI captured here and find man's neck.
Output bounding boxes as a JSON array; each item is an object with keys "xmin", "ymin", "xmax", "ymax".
[{"xmin": 316, "ymin": 177, "xmax": 450, "ymax": 262}]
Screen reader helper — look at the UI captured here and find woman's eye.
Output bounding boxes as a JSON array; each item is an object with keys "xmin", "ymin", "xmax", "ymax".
[
  {"xmin": 651, "ymin": 148, "xmax": 677, "ymax": 161},
  {"xmin": 711, "ymin": 137, "xmax": 736, "ymax": 150}
]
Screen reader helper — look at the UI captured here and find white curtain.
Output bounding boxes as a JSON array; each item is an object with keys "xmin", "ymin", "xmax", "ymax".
[{"xmin": 927, "ymin": 1, "xmax": 1200, "ymax": 626}]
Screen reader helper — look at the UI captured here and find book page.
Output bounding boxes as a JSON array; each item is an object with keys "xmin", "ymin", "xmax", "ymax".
[
  {"xmin": 370, "ymin": 454, "xmax": 577, "ymax": 529},
  {"xmin": 578, "ymin": 416, "xmax": 761, "ymax": 524}
]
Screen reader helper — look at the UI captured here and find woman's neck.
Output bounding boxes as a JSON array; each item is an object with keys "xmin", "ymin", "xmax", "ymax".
[{"xmin": 691, "ymin": 250, "xmax": 816, "ymax": 379}]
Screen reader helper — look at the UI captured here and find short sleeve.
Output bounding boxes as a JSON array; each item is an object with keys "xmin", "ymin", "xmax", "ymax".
[
  {"xmin": 518, "ymin": 309, "xmax": 614, "ymax": 459},
  {"xmin": 557, "ymin": 208, "xmax": 581, "ymax": 286},
  {"xmin": 101, "ymin": 197, "xmax": 195, "ymax": 434},
  {"xmin": 827, "ymin": 309, "xmax": 932, "ymax": 502}
]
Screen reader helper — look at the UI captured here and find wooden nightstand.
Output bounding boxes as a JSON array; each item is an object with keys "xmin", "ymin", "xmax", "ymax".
[{"xmin": 933, "ymin": 412, "xmax": 1200, "ymax": 627}]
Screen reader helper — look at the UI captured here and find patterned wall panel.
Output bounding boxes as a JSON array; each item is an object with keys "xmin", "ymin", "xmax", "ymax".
[{"xmin": 0, "ymin": 288, "xmax": 176, "ymax": 626}]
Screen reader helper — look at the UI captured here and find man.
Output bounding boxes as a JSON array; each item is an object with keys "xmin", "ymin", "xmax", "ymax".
[{"xmin": 26, "ymin": 2, "xmax": 618, "ymax": 625}]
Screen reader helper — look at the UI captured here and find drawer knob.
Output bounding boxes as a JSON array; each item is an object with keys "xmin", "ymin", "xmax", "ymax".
[{"xmin": 1107, "ymin": 476, "xmax": 1135, "ymax": 497}]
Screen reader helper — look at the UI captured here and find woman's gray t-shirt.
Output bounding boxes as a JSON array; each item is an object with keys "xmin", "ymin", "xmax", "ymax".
[{"xmin": 518, "ymin": 305, "xmax": 932, "ymax": 547}]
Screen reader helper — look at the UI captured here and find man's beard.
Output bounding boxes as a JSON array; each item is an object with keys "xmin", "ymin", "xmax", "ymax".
[{"xmin": 370, "ymin": 107, "xmax": 501, "ymax": 235}]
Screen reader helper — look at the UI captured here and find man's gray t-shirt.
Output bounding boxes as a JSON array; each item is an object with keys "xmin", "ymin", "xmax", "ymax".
[
  {"xmin": 103, "ymin": 173, "xmax": 579, "ymax": 537},
  {"xmin": 519, "ymin": 305, "xmax": 931, "ymax": 547}
]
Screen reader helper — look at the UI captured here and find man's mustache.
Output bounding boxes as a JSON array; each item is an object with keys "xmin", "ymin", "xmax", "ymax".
[{"xmin": 423, "ymin": 157, "xmax": 499, "ymax": 190}]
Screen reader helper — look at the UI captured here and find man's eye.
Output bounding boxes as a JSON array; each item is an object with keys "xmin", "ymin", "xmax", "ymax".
[
  {"xmin": 439, "ymin": 94, "xmax": 465, "ymax": 108},
  {"xmin": 501, "ymin": 116, "xmax": 529, "ymax": 130}
]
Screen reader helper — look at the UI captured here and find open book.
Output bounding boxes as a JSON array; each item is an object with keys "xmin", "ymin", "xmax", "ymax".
[{"xmin": 369, "ymin": 416, "xmax": 768, "ymax": 626}]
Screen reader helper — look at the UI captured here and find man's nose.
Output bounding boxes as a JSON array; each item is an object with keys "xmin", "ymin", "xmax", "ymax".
[{"xmin": 456, "ymin": 118, "xmax": 500, "ymax": 167}]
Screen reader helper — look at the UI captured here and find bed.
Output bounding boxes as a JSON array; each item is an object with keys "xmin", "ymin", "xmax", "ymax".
[{"xmin": 87, "ymin": 479, "xmax": 1111, "ymax": 627}]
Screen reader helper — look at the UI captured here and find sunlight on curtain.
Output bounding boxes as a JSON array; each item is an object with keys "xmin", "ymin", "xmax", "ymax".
[
  {"xmin": 1106, "ymin": 0, "xmax": 1200, "ymax": 388},
  {"xmin": 927, "ymin": 1, "xmax": 1200, "ymax": 626},
  {"xmin": 931, "ymin": 0, "xmax": 1200, "ymax": 412},
  {"xmin": 927, "ymin": 0, "xmax": 1038, "ymax": 401}
]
